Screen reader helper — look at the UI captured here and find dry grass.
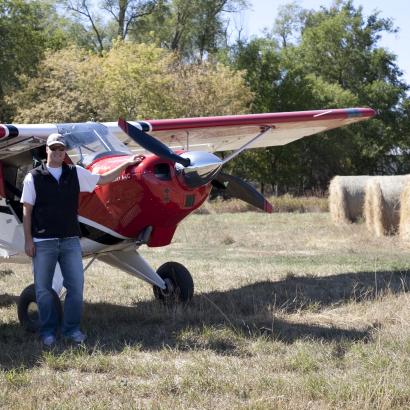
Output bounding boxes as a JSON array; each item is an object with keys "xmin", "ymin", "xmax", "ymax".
[
  {"xmin": 197, "ymin": 194, "xmax": 328, "ymax": 214},
  {"xmin": 0, "ymin": 212, "xmax": 410, "ymax": 408}
]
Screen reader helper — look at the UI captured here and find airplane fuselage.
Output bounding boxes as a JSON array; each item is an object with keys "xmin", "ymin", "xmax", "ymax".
[{"xmin": 79, "ymin": 154, "xmax": 211, "ymax": 248}]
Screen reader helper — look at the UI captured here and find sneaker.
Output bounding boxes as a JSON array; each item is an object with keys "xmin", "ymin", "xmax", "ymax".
[
  {"xmin": 42, "ymin": 334, "xmax": 56, "ymax": 348},
  {"xmin": 65, "ymin": 330, "xmax": 87, "ymax": 344}
]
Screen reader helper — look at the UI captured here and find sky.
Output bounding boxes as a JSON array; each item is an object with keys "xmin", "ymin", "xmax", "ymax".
[{"xmin": 237, "ymin": 0, "xmax": 410, "ymax": 83}]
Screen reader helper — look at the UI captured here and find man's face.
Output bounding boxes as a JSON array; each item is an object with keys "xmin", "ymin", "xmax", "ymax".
[{"xmin": 46, "ymin": 144, "xmax": 66, "ymax": 164}]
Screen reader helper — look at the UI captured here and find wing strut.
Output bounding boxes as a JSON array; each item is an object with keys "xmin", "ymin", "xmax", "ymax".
[{"xmin": 222, "ymin": 126, "xmax": 272, "ymax": 165}]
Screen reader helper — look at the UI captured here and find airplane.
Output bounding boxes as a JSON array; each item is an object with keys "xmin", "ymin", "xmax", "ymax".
[{"xmin": 0, "ymin": 107, "xmax": 375, "ymax": 331}]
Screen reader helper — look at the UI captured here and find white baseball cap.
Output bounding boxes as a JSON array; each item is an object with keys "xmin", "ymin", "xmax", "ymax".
[{"xmin": 46, "ymin": 133, "xmax": 66, "ymax": 147}]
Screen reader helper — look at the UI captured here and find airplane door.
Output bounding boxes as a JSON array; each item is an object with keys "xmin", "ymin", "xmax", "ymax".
[
  {"xmin": 0, "ymin": 161, "xmax": 6, "ymax": 199},
  {"xmin": 0, "ymin": 161, "xmax": 25, "ymax": 257},
  {"xmin": 0, "ymin": 196, "xmax": 25, "ymax": 257}
]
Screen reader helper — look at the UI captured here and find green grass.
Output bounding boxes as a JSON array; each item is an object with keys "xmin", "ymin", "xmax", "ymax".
[{"xmin": 0, "ymin": 212, "xmax": 409, "ymax": 408}]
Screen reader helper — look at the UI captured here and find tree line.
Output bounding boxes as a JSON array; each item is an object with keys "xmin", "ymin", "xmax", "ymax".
[{"xmin": 1, "ymin": 0, "xmax": 409, "ymax": 194}]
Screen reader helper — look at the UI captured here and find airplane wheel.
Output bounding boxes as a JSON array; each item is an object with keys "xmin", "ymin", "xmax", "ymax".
[
  {"xmin": 17, "ymin": 284, "xmax": 62, "ymax": 332},
  {"xmin": 153, "ymin": 262, "xmax": 194, "ymax": 305}
]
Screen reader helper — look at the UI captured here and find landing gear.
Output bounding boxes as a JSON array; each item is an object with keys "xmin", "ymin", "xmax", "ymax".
[
  {"xmin": 17, "ymin": 284, "xmax": 62, "ymax": 332},
  {"xmin": 153, "ymin": 262, "xmax": 194, "ymax": 305}
]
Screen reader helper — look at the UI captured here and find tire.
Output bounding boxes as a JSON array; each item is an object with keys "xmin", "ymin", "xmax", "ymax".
[
  {"xmin": 17, "ymin": 284, "xmax": 62, "ymax": 332},
  {"xmin": 153, "ymin": 262, "xmax": 194, "ymax": 305}
]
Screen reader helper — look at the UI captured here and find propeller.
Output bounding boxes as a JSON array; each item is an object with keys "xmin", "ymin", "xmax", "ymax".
[
  {"xmin": 118, "ymin": 118, "xmax": 223, "ymax": 187},
  {"xmin": 118, "ymin": 118, "xmax": 273, "ymax": 213},
  {"xmin": 118, "ymin": 118, "xmax": 190, "ymax": 167},
  {"xmin": 212, "ymin": 173, "xmax": 273, "ymax": 213}
]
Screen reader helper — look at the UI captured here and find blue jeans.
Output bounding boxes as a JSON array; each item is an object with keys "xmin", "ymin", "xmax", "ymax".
[{"xmin": 33, "ymin": 238, "xmax": 84, "ymax": 337}]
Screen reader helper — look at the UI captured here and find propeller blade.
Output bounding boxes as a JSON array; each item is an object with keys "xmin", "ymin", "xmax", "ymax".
[
  {"xmin": 212, "ymin": 173, "xmax": 273, "ymax": 213},
  {"xmin": 118, "ymin": 118, "xmax": 190, "ymax": 167}
]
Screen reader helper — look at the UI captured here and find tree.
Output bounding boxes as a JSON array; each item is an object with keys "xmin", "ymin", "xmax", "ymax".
[
  {"xmin": 97, "ymin": 41, "xmax": 252, "ymax": 119},
  {"xmin": 96, "ymin": 41, "xmax": 176, "ymax": 119},
  {"xmin": 129, "ymin": 0, "xmax": 246, "ymax": 61},
  {"xmin": 169, "ymin": 61, "xmax": 253, "ymax": 117},
  {"xmin": 287, "ymin": 0, "xmax": 408, "ymax": 179},
  {"xmin": 8, "ymin": 41, "xmax": 253, "ymax": 123},
  {"xmin": 7, "ymin": 46, "xmax": 102, "ymax": 123},
  {"xmin": 0, "ymin": 0, "xmax": 84, "ymax": 122},
  {"xmin": 0, "ymin": 0, "xmax": 61, "ymax": 120},
  {"xmin": 62, "ymin": 0, "xmax": 159, "ymax": 53},
  {"xmin": 230, "ymin": 38, "xmax": 280, "ymax": 112},
  {"xmin": 227, "ymin": 0, "xmax": 409, "ymax": 193},
  {"xmin": 271, "ymin": 1, "xmax": 306, "ymax": 48},
  {"xmin": 104, "ymin": 0, "xmax": 158, "ymax": 39}
]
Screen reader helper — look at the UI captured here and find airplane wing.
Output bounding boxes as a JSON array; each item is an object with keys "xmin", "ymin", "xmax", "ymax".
[
  {"xmin": 0, "ymin": 108, "xmax": 375, "ymax": 159},
  {"xmin": 105, "ymin": 108, "xmax": 376, "ymax": 153}
]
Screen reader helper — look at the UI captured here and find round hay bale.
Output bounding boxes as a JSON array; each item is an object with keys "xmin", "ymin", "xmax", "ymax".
[
  {"xmin": 328, "ymin": 176, "xmax": 373, "ymax": 224},
  {"xmin": 399, "ymin": 182, "xmax": 410, "ymax": 241},
  {"xmin": 364, "ymin": 175, "xmax": 409, "ymax": 236}
]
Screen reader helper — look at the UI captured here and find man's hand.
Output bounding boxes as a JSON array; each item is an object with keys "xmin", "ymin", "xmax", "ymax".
[
  {"xmin": 98, "ymin": 155, "xmax": 146, "ymax": 185},
  {"xmin": 25, "ymin": 239, "xmax": 35, "ymax": 257},
  {"xmin": 123, "ymin": 155, "xmax": 145, "ymax": 168}
]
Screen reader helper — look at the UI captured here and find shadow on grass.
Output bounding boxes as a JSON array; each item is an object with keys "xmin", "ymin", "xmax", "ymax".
[
  {"xmin": 0, "ymin": 294, "xmax": 18, "ymax": 308},
  {"xmin": 0, "ymin": 268, "xmax": 408, "ymax": 369},
  {"xmin": 203, "ymin": 268, "xmax": 410, "ymax": 314}
]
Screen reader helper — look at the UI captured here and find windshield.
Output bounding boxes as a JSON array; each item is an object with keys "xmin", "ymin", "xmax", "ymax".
[{"xmin": 56, "ymin": 122, "xmax": 131, "ymax": 167}]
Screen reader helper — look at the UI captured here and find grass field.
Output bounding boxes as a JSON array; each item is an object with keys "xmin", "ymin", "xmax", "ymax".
[{"xmin": 0, "ymin": 212, "xmax": 410, "ymax": 409}]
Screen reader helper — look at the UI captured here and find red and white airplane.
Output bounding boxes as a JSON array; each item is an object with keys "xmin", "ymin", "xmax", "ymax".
[{"xmin": 0, "ymin": 108, "xmax": 375, "ymax": 330}]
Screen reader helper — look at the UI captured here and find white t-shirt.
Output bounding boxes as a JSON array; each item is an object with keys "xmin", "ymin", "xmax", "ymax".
[
  {"xmin": 21, "ymin": 165, "xmax": 100, "ymax": 205},
  {"xmin": 21, "ymin": 165, "xmax": 101, "ymax": 241}
]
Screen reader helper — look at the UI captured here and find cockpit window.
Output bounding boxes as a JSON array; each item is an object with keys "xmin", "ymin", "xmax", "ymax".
[{"xmin": 56, "ymin": 122, "xmax": 131, "ymax": 167}]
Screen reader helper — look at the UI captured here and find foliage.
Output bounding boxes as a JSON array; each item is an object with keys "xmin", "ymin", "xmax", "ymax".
[
  {"xmin": 226, "ymin": 0, "xmax": 410, "ymax": 193},
  {"xmin": 3, "ymin": 0, "xmax": 410, "ymax": 193},
  {"xmin": 96, "ymin": 41, "xmax": 175, "ymax": 119},
  {"xmin": 60, "ymin": 0, "xmax": 159, "ymax": 54},
  {"xmin": 231, "ymin": 37, "xmax": 282, "ymax": 113},
  {"xmin": 271, "ymin": 1, "xmax": 306, "ymax": 48},
  {"xmin": 7, "ymin": 47, "xmax": 102, "ymax": 123},
  {"xmin": 284, "ymin": 1, "xmax": 408, "ymax": 181},
  {"xmin": 168, "ymin": 61, "xmax": 252, "ymax": 117},
  {"xmin": 0, "ymin": 0, "xmax": 49, "ymax": 120},
  {"xmin": 0, "ymin": 0, "xmax": 85, "ymax": 122},
  {"xmin": 129, "ymin": 0, "xmax": 246, "ymax": 60},
  {"xmin": 8, "ymin": 41, "xmax": 252, "ymax": 122},
  {"xmin": 58, "ymin": 0, "xmax": 246, "ymax": 58},
  {"xmin": 87, "ymin": 40, "xmax": 252, "ymax": 119}
]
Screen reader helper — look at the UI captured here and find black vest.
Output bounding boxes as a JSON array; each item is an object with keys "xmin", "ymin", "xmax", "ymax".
[{"xmin": 31, "ymin": 163, "xmax": 80, "ymax": 238}]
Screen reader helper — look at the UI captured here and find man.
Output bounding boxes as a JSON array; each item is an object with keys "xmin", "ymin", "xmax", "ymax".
[{"xmin": 21, "ymin": 133, "xmax": 142, "ymax": 347}]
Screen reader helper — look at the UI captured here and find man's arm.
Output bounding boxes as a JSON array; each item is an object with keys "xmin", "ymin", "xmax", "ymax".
[
  {"xmin": 97, "ymin": 155, "xmax": 144, "ymax": 185},
  {"xmin": 23, "ymin": 203, "xmax": 35, "ymax": 257}
]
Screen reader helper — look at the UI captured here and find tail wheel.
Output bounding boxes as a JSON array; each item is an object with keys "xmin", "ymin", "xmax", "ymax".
[
  {"xmin": 17, "ymin": 284, "xmax": 62, "ymax": 332},
  {"xmin": 153, "ymin": 261, "xmax": 194, "ymax": 305}
]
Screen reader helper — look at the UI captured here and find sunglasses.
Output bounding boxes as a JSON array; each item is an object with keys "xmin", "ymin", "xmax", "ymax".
[{"xmin": 49, "ymin": 145, "xmax": 66, "ymax": 152}]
